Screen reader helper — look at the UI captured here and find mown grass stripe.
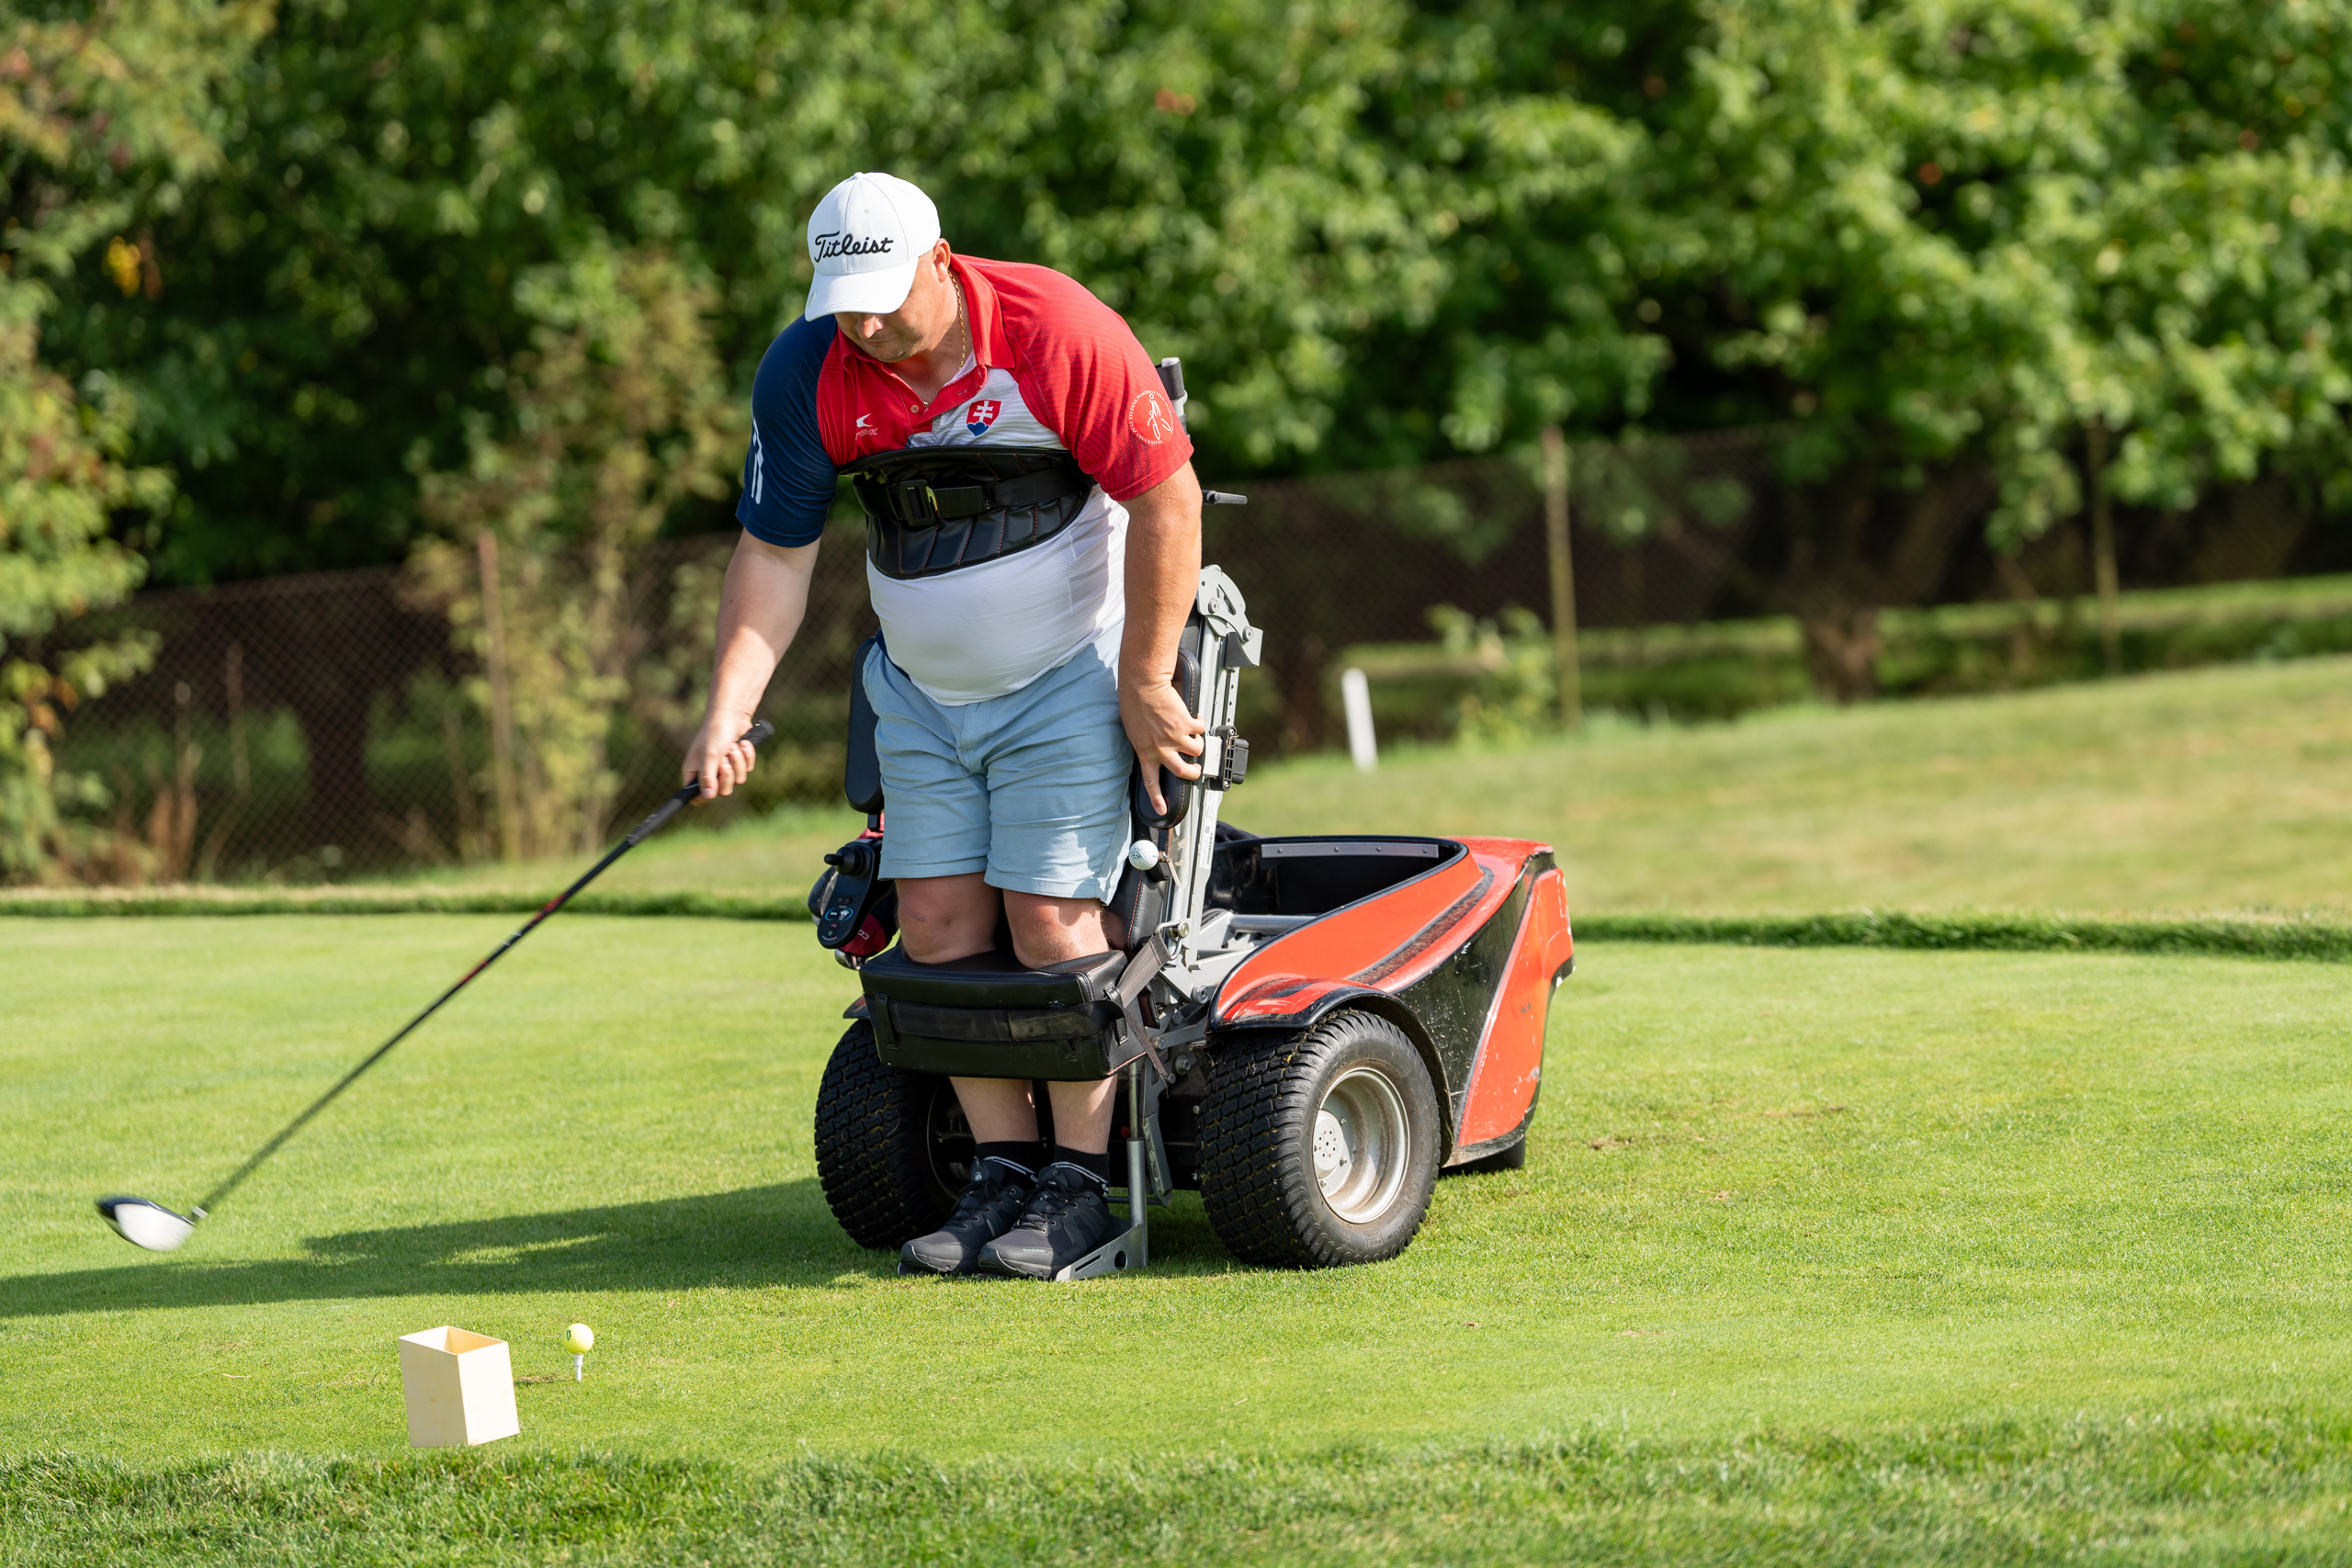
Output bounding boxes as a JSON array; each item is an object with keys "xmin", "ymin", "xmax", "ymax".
[
  {"xmin": 6, "ymin": 1417, "xmax": 2350, "ymax": 1566},
  {"xmin": 1576, "ymin": 909, "xmax": 2352, "ymax": 963},
  {"xmin": 6, "ymin": 893, "xmax": 2351, "ymax": 964}
]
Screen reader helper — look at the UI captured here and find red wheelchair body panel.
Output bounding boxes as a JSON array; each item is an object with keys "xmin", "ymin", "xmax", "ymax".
[
  {"xmin": 1210, "ymin": 835, "xmax": 1573, "ymax": 1160},
  {"xmin": 1454, "ymin": 864, "xmax": 1572, "ymax": 1149}
]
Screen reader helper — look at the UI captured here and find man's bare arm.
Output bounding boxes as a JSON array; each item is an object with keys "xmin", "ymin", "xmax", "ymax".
[
  {"xmin": 1118, "ymin": 463, "xmax": 1206, "ymax": 815},
  {"xmin": 686, "ymin": 534, "xmax": 821, "ymax": 798}
]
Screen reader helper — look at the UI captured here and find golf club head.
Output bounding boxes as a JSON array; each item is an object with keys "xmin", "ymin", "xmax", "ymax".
[{"xmin": 97, "ymin": 1196, "xmax": 198, "ymax": 1253}]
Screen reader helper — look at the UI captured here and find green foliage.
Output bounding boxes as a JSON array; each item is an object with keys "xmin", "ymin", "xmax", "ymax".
[
  {"xmin": 405, "ymin": 244, "xmax": 736, "ymax": 859},
  {"xmin": 1371, "ymin": 574, "xmax": 2352, "ymax": 732},
  {"xmin": 39, "ymin": 0, "xmax": 1446, "ymax": 582},
  {"xmin": 1422, "ymin": 603, "xmax": 1555, "ymax": 740},
  {"xmin": 1570, "ymin": 433, "xmax": 1752, "ymax": 543},
  {"xmin": 0, "ymin": 312, "xmax": 161, "ymax": 879},
  {"xmin": 12, "ymin": 0, "xmax": 2352, "ymax": 817},
  {"xmin": 24, "ymin": 0, "xmax": 2352, "ymax": 614},
  {"xmin": 1361, "ymin": 0, "xmax": 2352, "ymax": 599},
  {"xmin": 0, "ymin": 0, "xmax": 271, "ymax": 271},
  {"xmin": 0, "ymin": 1, "xmax": 270, "ymax": 881}
]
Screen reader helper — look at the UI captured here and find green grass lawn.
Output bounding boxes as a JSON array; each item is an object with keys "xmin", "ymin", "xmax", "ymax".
[
  {"xmin": 360, "ymin": 656, "xmax": 2352, "ymax": 921},
  {"xmin": 1269, "ymin": 656, "xmax": 2352, "ymax": 918},
  {"xmin": 7, "ymin": 916, "xmax": 2352, "ymax": 1559}
]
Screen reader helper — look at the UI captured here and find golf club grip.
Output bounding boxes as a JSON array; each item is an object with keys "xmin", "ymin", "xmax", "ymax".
[
  {"xmin": 683, "ymin": 716, "xmax": 776, "ymax": 796},
  {"xmin": 631, "ymin": 718, "xmax": 779, "ymax": 843}
]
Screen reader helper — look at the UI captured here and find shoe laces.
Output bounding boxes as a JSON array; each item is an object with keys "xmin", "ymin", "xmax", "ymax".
[
  {"xmin": 1021, "ymin": 1166, "xmax": 1104, "ymax": 1227},
  {"xmin": 949, "ymin": 1160, "xmax": 1030, "ymax": 1223}
]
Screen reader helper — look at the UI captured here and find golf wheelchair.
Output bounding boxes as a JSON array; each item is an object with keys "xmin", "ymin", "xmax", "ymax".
[{"xmin": 806, "ymin": 380, "xmax": 1575, "ymax": 1280}]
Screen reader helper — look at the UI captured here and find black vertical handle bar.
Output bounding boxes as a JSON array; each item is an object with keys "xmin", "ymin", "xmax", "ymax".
[{"xmin": 192, "ymin": 719, "xmax": 775, "ymax": 1217}]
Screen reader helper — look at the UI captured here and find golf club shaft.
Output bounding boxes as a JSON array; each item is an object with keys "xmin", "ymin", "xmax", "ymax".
[{"xmin": 191, "ymin": 719, "xmax": 775, "ymax": 1217}]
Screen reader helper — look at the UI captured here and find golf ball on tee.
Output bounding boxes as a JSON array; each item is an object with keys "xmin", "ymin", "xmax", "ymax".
[{"xmin": 564, "ymin": 1323, "xmax": 594, "ymax": 1354}]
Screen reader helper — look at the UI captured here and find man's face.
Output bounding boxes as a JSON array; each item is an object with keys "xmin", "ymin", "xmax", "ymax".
[{"xmin": 836, "ymin": 241, "xmax": 956, "ymax": 364}]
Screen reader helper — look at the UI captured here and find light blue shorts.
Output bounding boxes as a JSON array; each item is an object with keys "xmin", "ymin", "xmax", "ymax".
[{"xmin": 863, "ymin": 625, "xmax": 1131, "ymax": 902}]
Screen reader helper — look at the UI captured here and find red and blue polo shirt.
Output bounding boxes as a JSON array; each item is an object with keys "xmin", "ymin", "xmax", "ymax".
[{"xmin": 736, "ymin": 256, "xmax": 1192, "ymax": 705}]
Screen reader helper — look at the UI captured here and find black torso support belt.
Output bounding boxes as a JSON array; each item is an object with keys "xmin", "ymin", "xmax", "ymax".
[{"xmin": 846, "ymin": 446, "xmax": 1097, "ymax": 580}]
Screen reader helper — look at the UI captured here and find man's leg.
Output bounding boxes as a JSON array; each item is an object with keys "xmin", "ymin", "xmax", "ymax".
[
  {"xmin": 898, "ymin": 874, "xmax": 1120, "ymax": 1152},
  {"xmin": 898, "ymin": 874, "xmax": 1046, "ymax": 1147},
  {"xmin": 1005, "ymin": 891, "xmax": 1120, "ymax": 1153},
  {"xmin": 891, "ymin": 874, "xmax": 1041, "ymax": 1275},
  {"xmin": 890, "ymin": 626, "xmax": 1135, "ymax": 1277}
]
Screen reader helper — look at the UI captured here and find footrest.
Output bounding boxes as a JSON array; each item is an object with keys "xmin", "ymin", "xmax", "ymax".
[{"xmin": 1052, "ymin": 1221, "xmax": 1148, "ymax": 1281}]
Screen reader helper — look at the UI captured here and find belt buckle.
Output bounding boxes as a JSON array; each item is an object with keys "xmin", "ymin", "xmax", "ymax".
[{"xmin": 897, "ymin": 480, "xmax": 938, "ymax": 524}]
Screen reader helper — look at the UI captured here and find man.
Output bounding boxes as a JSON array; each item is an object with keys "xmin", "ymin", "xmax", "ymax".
[{"xmin": 683, "ymin": 171, "xmax": 1206, "ymax": 1279}]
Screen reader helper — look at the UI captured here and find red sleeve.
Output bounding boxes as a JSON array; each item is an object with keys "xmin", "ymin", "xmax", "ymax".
[{"xmin": 984, "ymin": 262, "xmax": 1193, "ymax": 502}]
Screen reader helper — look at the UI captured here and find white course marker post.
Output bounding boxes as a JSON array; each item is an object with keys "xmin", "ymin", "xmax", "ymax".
[{"xmin": 1340, "ymin": 667, "xmax": 1377, "ymax": 773}]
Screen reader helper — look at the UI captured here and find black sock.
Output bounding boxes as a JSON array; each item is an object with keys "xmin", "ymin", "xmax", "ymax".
[
  {"xmin": 1052, "ymin": 1145, "xmax": 1111, "ymax": 1186},
  {"xmin": 975, "ymin": 1142, "xmax": 1036, "ymax": 1178}
]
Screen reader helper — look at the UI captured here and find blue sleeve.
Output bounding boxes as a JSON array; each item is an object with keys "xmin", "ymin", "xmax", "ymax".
[{"xmin": 736, "ymin": 316, "xmax": 840, "ymax": 547}]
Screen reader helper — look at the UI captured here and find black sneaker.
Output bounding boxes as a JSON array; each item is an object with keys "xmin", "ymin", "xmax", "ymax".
[
  {"xmin": 977, "ymin": 1163, "xmax": 1121, "ymax": 1280},
  {"xmin": 899, "ymin": 1158, "xmax": 1035, "ymax": 1276}
]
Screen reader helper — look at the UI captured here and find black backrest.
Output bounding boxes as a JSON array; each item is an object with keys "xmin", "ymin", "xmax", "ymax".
[{"xmin": 844, "ymin": 632, "xmax": 885, "ymax": 815}]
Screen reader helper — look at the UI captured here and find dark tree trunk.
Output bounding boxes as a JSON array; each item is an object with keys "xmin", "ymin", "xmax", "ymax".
[
  {"xmin": 1798, "ymin": 603, "xmax": 1883, "ymax": 703},
  {"xmin": 1783, "ymin": 460, "xmax": 1993, "ymax": 704}
]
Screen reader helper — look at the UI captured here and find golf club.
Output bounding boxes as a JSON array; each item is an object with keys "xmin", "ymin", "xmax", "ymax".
[{"xmin": 97, "ymin": 719, "xmax": 775, "ymax": 1253}]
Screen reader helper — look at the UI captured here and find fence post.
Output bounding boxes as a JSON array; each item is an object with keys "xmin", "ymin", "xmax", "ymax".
[
  {"xmin": 195, "ymin": 642, "xmax": 249, "ymax": 883},
  {"xmin": 476, "ymin": 530, "xmax": 523, "ymax": 863},
  {"xmin": 1542, "ymin": 425, "xmax": 1582, "ymax": 728},
  {"xmin": 2086, "ymin": 419, "xmax": 2120, "ymax": 676}
]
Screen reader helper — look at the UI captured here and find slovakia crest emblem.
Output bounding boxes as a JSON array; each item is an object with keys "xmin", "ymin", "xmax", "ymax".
[{"xmin": 965, "ymin": 399, "xmax": 1002, "ymax": 436}]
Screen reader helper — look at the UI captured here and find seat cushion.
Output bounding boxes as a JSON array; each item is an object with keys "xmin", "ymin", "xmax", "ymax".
[
  {"xmin": 860, "ymin": 946, "xmax": 1130, "ymax": 1081},
  {"xmin": 859, "ymin": 945, "xmax": 1125, "ymax": 1011}
]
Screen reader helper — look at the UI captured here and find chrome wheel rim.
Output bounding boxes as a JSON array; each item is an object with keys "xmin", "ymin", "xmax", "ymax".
[{"xmin": 1312, "ymin": 1066, "xmax": 1412, "ymax": 1224}]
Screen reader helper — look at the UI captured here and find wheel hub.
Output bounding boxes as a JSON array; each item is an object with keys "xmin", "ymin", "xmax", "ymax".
[{"xmin": 1312, "ymin": 1066, "xmax": 1411, "ymax": 1224}]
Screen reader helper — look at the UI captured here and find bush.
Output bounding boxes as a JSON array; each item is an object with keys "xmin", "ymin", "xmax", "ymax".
[{"xmin": 1343, "ymin": 576, "xmax": 2352, "ymax": 740}]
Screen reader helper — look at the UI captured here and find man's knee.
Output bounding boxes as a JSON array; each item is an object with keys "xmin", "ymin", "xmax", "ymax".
[
  {"xmin": 899, "ymin": 873, "xmax": 998, "ymax": 963},
  {"xmin": 1003, "ymin": 891, "xmax": 1112, "ymax": 966}
]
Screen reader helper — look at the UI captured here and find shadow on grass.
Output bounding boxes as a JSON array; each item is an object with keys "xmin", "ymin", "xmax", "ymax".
[{"xmin": 4, "ymin": 1183, "xmax": 1240, "ymax": 1319}]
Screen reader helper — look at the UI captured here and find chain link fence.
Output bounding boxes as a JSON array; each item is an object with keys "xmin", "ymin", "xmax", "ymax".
[{"xmin": 30, "ymin": 424, "xmax": 2331, "ymax": 884}]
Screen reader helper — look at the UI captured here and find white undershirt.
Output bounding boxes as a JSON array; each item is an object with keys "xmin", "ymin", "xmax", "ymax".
[{"xmin": 865, "ymin": 362, "xmax": 1126, "ymax": 705}]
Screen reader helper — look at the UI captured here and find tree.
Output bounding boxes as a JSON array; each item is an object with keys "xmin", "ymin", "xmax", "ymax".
[
  {"xmin": 31, "ymin": 0, "xmax": 2352, "ymax": 710},
  {"xmin": 406, "ymin": 243, "xmax": 737, "ymax": 859},
  {"xmin": 1367, "ymin": 0, "xmax": 2352, "ymax": 696},
  {"xmin": 1, "ymin": 0, "xmax": 270, "ymax": 879},
  {"xmin": 41, "ymin": 0, "xmax": 1446, "ymax": 584}
]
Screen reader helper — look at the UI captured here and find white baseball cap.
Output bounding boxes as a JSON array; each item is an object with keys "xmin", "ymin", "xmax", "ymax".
[{"xmin": 803, "ymin": 172, "xmax": 941, "ymax": 321}]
